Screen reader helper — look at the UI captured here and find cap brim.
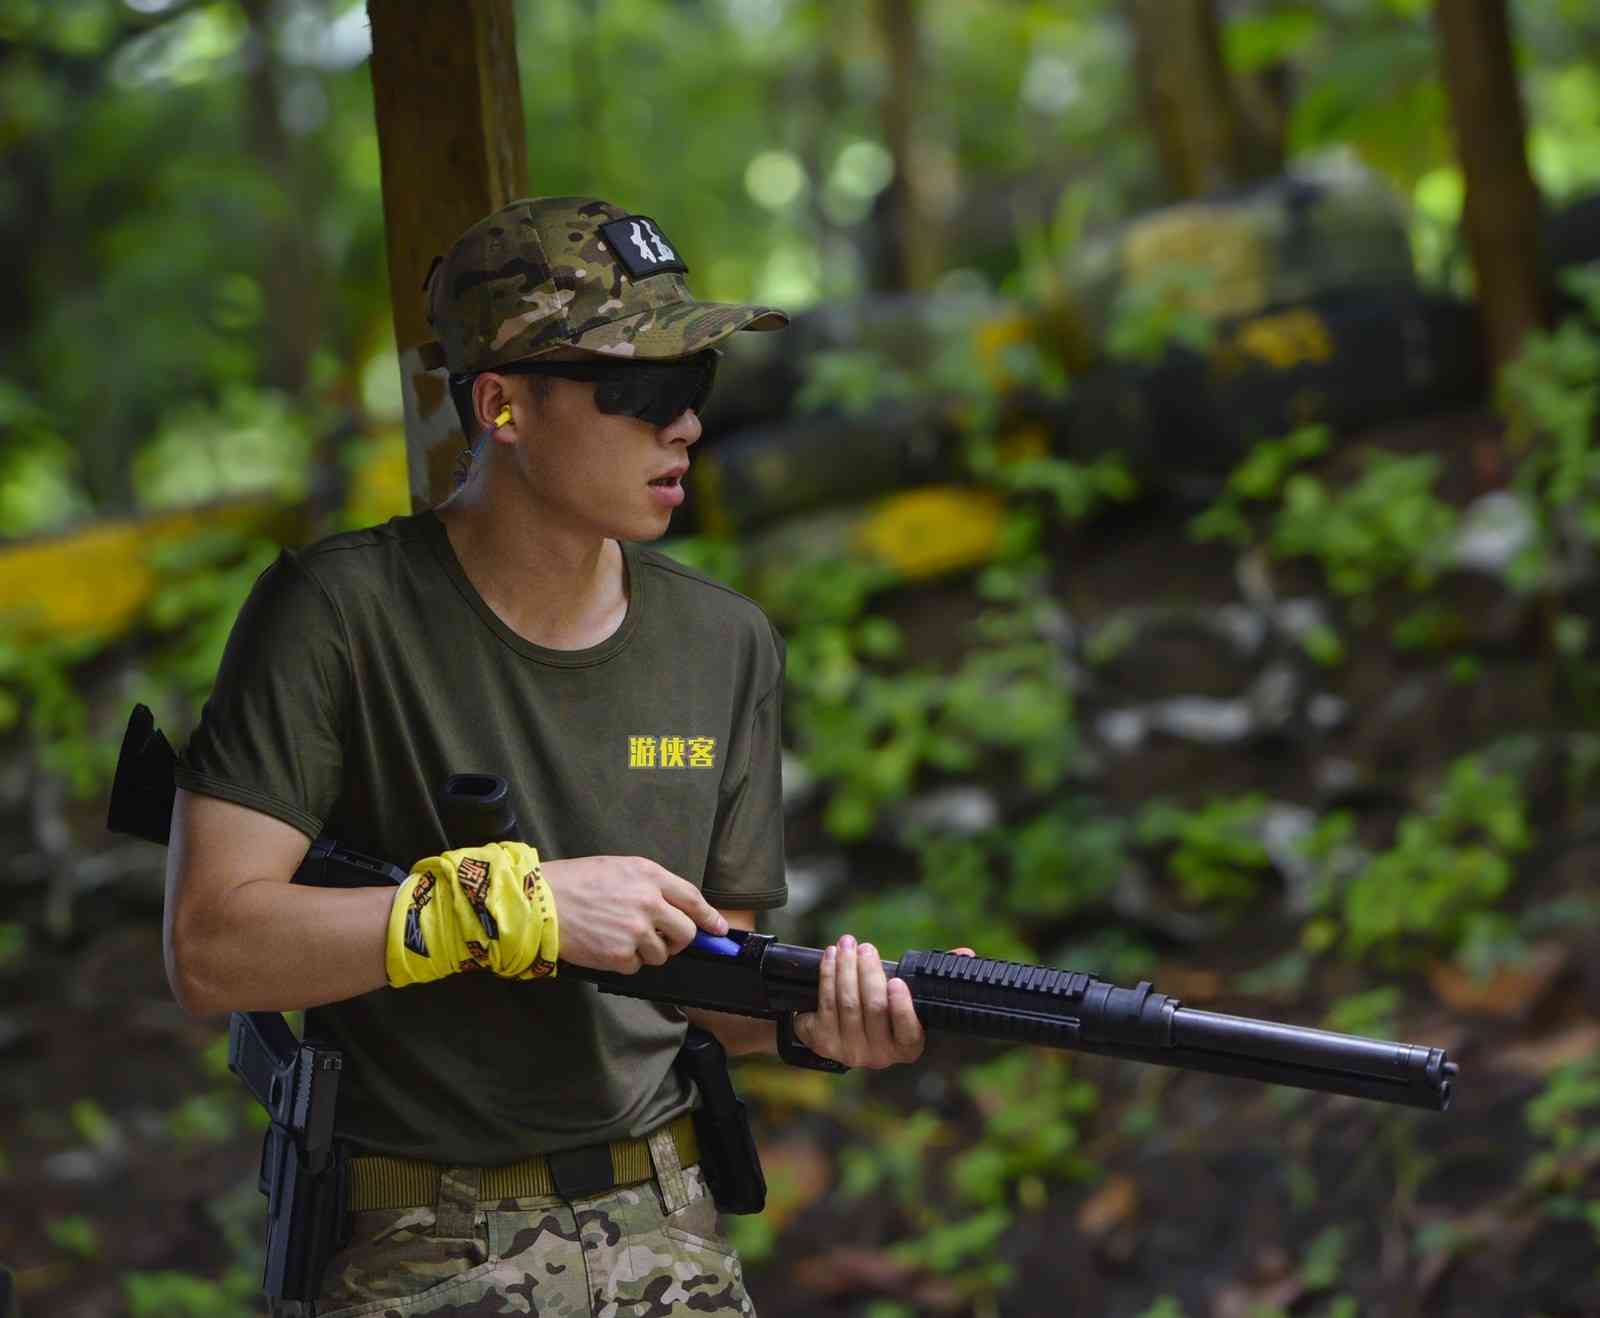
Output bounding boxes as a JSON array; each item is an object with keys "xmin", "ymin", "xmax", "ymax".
[{"xmin": 564, "ymin": 300, "xmax": 788, "ymax": 360}]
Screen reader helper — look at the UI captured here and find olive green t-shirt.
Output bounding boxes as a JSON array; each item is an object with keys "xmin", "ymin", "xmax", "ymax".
[{"xmin": 176, "ymin": 510, "xmax": 787, "ymax": 1164}]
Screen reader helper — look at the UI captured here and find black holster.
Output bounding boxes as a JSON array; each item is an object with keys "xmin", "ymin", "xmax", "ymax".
[
  {"xmin": 228, "ymin": 1011, "xmax": 350, "ymax": 1302},
  {"xmin": 675, "ymin": 1025, "xmax": 767, "ymax": 1214}
]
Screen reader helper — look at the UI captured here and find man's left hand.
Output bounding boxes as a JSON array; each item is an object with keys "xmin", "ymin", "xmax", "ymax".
[{"xmin": 792, "ymin": 935, "xmax": 974, "ymax": 1069}]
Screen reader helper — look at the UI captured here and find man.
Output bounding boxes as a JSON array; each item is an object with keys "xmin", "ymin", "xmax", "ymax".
[{"xmin": 163, "ymin": 197, "xmax": 948, "ymax": 1316}]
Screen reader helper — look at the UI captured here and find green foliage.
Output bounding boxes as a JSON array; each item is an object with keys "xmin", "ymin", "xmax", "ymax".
[
  {"xmin": 131, "ymin": 388, "xmax": 316, "ymax": 511},
  {"xmin": 69, "ymin": 1097, "xmax": 121, "ymax": 1152},
  {"xmin": 145, "ymin": 529, "xmax": 281, "ymax": 697},
  {"xmin": 170, "ymin": 1092, "xmax": 241, "ymax": 1145},
  {"xmin": 0, "ymin": 923, "xmax": 26, "ymax": 972},
  {"xmin": 795, "ymin": 349, "xmax": 921, "ymax": 417},
  {"xmin": 982, "ymin": 451, "xmax": 1139, "ymax": 526},
  {"xmin": 721, "ymin": 1209, "xmax": 777, "ymax": 1267},
  {"xmin": 1414, "ymin": 1218, "xmax": 1471, "ymax": 1259},
  {"xmin": 1293, "ymin": 809, "xmax": 1366, "ymax": 918},
  {"xmin": 1450, "ymin": 910, "xmax": 1531, "ymax": 981},
  {"xmin": 0, "ymin": 634, "xmax": 112, "ymax": 796},
  {"xmin": 1523, "ymin": 1054, "xmax": 1600, "ymax": 1243},
  {"xmin": 796, "ymin": 666, "xmax": 953, "ymax": 841},
  {"xmin": 939, "ymin": 636, "xmax": 1079, "ymax": 787},
  {"xmin": 763, "ymin": 555, "xmax": 900, "ymax": 629},
  {"xmin": 1390, "ymin": 601, "xmax": 1465, "ymax": 653},
  {"xmin": 1336, "ymin": 757, "xmax": 1531, "ymax": 962},
  {"xmin": 1195, "ymin": 428, "xmax": 1464, "ymax": 650},
  {"xmin": 888, "ymin": 1207, "xmax": 1013, "ymax": 1283},
  {"xmin": 830, "ymin": 790, "xmax": 1124, "ymax": 962},
  {"xmin": 1498, "ymin": 262, "xmax": 1600, "ymax": 592},
  {"xmin": 839, "ymin": 835, "xmax": 1033, "ymax": 963},
  {"xmin": 1299, "ymin": 1225, "xmax": 1351, "ymax": 1292},
  {"xmin": 122, "ymin": 1268, "xmax": 259, "ymax": 1318},
  {"xmin": 200, "ymin": 1032, "xmax": 234, "ymax": 1081},
  {"xmin": 1270, "ymin": 449, "xmax": 1458, "ymax": 599},
  {"xmin": 1298, "ymin": 620, "xmax": 1347, "ymax": 668},
  {"xmin": 1000, "ymin": 802, "xmax": 1127, "ymax": 920},
  {"xmin": 0, "ymin": 523, "xmax": 278, "ymax": 797},
  {"xmin": 1135, "ymin": 794, "xmax": 1272, "ymax": 909},
  {"xmin": 839, "ymin": 1109, "xmax": 947, "ymax": 1207},
  {"xmin": 950, "ymin": 1050, "xmax": 1098, "ymax": 1207},
  {"xmin": 1236, "ymin": 948, "xmax": 1314, "ymax": 998},
  {"xmin": 45, "ymin": 1213, "xmax": 100, "ymax": 1259},
  {"xmin": 831, "ymin": 1046, "xmax": 1098, "ymax": 1306},
  {"xmin": 1104, "ymin": 262, "xmax": 1220, "ymax": 363},
  {"xmin": 1137, "ymin": 1299, "xmax": 1190, "ymax": 1318},
  {"xmin": 1051, "ymin": 928, "xmax": 1159, "ymax": 983},
  {"xmin": 0, "ymin": 382, "xmax": 92, "ymax": 536},
  {"xmin": 655, "ymin": 535, "xmax": 745, "ymax": 591},
  {"xmin": 786, "ymin": 572, "xmax": 1079, "ymax": 842},
  {"xmin": 1191, "ymin": 426, "xmax": 1333, "ymax": 547},
  {"xmin": 1525, "ymin": 1055, "xmax": 1600, "ymax": 1162},
  {"xmin": 1323, "ymin": 987, "xmax": 1401, "ymax": 1039}
]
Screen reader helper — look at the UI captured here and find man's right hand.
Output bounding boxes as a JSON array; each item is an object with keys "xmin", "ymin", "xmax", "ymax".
[{"xmin": 541, "ymin": 856, "xmax": 728, "ymax": 974}]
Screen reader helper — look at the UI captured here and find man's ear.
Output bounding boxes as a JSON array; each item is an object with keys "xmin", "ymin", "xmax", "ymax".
[{"xmin": 471, "ymin": 374, "xmax": 514, "ymax": 435}]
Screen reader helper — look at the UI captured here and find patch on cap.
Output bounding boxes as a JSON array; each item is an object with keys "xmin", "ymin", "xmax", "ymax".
[{"xmin": 599, "ymin": 215, "xmax": 688, "ymax": 280}]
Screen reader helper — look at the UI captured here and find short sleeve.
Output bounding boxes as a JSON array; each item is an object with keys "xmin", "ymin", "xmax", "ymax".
[
  {"xmin": 701, "ymin": 626, "xmax": 787, "ymax": 911},
  {"xmin": 175, "ymin": 549, "xmax": 350, "ymax": 840}
]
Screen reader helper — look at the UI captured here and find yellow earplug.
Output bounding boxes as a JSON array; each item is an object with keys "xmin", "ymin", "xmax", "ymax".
[{"xmin": 494, "ymin": 407, "xmax": 513, "ymax": 428}]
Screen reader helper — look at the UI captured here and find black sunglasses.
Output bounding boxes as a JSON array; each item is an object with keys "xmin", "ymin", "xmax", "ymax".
[{"xmin": 460, "ymin": 349, "xmax": 720, "ymax": 428}]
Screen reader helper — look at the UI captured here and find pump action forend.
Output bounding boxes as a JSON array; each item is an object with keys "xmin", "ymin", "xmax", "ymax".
[
  {"xmin": 111, "ymin": 707, "xmax": 1456, "ymax": 1112},
  {"xmin": 564, "ymin": 933, "xmax": 1454, "ymax": 1111}
]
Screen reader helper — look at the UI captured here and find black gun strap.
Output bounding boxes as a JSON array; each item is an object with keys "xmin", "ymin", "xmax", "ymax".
[{"xmin": 777, "ymin": 1013, "xmax": 850, "ymax": 1072}]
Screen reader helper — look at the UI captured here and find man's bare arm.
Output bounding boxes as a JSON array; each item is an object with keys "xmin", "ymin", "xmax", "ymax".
[
  {"xmin": 166, "ymin": 790, "xmax": 733, "ymax": 1018},
  {"xmin": 164, "ymin": 789, "xmax": 393, "ymax": 1017}
]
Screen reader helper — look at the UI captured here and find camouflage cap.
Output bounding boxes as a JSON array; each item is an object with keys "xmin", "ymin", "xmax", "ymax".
[{"xmin": 421, "ymin": 196, "xmax": 788, "ymax": 375}]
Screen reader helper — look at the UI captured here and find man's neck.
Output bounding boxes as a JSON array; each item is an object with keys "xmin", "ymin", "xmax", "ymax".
[{"xmin": 434, "ymin": 482, "xmax": 628, "ymax": 652}]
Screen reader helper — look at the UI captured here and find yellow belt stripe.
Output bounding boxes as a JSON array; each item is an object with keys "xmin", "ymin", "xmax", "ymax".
[{"xmin": 345, "ymin": 1114, "xmax": 699, "ymax": 1213}]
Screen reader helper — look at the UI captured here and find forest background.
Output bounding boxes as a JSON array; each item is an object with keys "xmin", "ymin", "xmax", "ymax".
[{"xmin": 3, "ymin": 1, "xmax": 1600, "ymax": 1315}]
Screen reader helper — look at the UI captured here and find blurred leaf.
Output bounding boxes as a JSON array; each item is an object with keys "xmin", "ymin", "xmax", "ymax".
[
  {"xmin": 1323, "ymin": 986, "xmax": 1400, "ymax": 1039},
  {"xmin": 889, "ymin": 1206, "xmax": 1012, "ymax": 1275},
  {"xmin": 1299, "ymin": 1224, "xmax": 1349, "ymax": 1291},
  {"xmin": 68, "ymin": 1098, "xmax": 121, "ymax": 1152},
  {"xmin": 170, "ymin": 1092, "xmax": 239, "ymax": 1144},
  {"xmin": 132, "ymin": 388, "xmax": 313, "ymax": 511},
  {"xmin": 795, "ymin": 349, "xmax": 920, "ymax": 416},
  {"xmin": 45, "ymin": 1213, "xmax": 100, "ymax": 1259},
  {"xmin": 1236, "ymin": 949, "xmax": 1312, "ymax": 999},
  {"xmin": 0, "ymin": 922, "xmax": 25, "ymax": 971},
  {"xmin": 123, "ymin": 1268, "xmax": 258, "ymax": 1318},
  {"xmin": 1224, "ymin": 10, "xmax": 1322, "ymax": 74}
]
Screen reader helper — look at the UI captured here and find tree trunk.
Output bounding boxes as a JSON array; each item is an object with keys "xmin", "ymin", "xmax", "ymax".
[
  {"xmin": 240, "ymin": 0, "xmax": 321, "ymax": 399},
  {"xmin": 1433, "ymin": 0, "xmax": 1547, "ymax": 371},
  {"xmin": 1128, "ymin": 0, "xmax": 1273, "ymax": 200},
  {"xmin": 875, "ymin": 0, "xmax": 941, "ymax": 291},
  {"xmin": 367, "ymin": 0, "xmax": 528, "ymax": 510}
]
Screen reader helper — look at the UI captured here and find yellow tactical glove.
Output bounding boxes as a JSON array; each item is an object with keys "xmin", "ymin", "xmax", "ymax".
[{"xmin": 385, "ymin": 841, "xmax": 559, "ymax": 987}]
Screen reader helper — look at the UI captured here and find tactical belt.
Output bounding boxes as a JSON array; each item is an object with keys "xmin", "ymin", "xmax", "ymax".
[{"xmin": 344, "ymin": 1114, "xmax": 700, "ymax": 1212}]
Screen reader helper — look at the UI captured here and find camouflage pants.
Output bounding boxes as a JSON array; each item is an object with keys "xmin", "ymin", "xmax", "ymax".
[{"xmin": 273, "ymin": 1127, "xmax": 754, "ymax": 1317}]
